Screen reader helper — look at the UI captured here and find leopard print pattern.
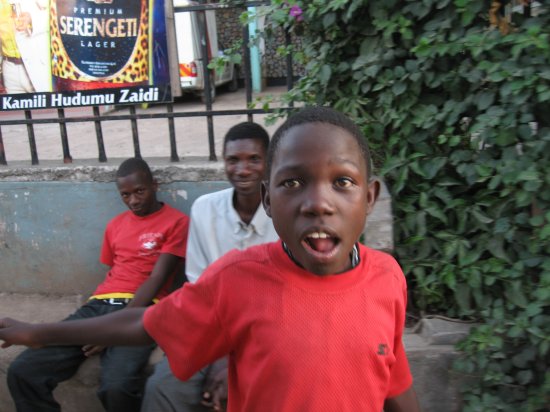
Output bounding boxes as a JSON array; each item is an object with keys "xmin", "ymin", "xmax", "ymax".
[{"xmin": 50, "ymin": 0, "xmax": 149, "ymax": 83}]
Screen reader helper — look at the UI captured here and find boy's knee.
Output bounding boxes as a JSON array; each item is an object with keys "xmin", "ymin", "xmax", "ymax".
[
  {"xmin": 99, "ymin": 374, "xmax": 142, "ymax": 394},
  {"xmin": 97, "ymin": 376, "xmax": 144, "ymax": 412},
  {"xmin": 144, "ymin": 371, "xmax": 163, "ymax": 394},
  {"xmin": 8, "ymin": 353, "xmax": 35, "ymax": 382}
]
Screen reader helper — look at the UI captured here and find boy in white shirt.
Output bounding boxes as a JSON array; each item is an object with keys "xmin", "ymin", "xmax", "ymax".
[{"xmin": 141, "ymin": 122, "xmax": 278, "ymax": 411}]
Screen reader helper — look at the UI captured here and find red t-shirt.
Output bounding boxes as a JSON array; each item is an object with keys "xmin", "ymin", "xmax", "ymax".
[
  {"xmin": 144, "ymin": 241, "xmax": 413, "ymax": 411},
  {"xmin": 93, "ymin": 203, "xmax": 189, "ymax": 300}
]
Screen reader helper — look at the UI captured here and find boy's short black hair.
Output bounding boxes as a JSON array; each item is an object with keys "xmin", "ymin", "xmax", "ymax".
[
  {"xmin": 116, "ymin": 158, "xmax": 154, "ymax": 182},
  {"xmin": 267, "ymin": 106, "xmax": 372, "ymax": 179},
  {"xmin": 223, "ymin": 122, "xmax": 270, "ymax": 154}
]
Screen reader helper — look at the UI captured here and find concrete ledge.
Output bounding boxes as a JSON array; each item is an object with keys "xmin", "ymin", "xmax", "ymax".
[
  {"xmin": 0, "ymin": 157, "xmax": 226, "ymax": 183},
  {"xmin": 407, "ymin": 339, "xmax": 464, "ymax": 412},
  {"xmin": 406, "ymin": 317, "xmax": 477, "ymax": 411},
  {"xmin": 413, "ymin": 317, "xmax": 478, "ymax": 346},
  {"xmin": 0, "ymin": 294, "xmax": 467, "ymax": 412}
]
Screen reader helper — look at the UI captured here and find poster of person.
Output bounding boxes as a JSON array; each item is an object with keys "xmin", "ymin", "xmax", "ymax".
[
  {"xmin": 0, "ymin": 0, "xmax": 172, "ymax": 110},
  {"xmin": 0, "ymin": 0, "xmax": 50, "ymax": 94}
]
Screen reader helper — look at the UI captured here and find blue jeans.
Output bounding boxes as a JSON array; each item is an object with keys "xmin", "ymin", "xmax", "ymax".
[{"xmin": 7, "ymin": 299, "xmax": 155, "ymax": 412}]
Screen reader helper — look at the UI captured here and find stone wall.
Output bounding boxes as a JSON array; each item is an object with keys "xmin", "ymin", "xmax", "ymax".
[
  {"xmin": 217, "ymin": 8, "xmax": 241, "ymax": 53},
  {"xmin": 216, "ymin": 7, "xmax": 305, "ymax": 82}
]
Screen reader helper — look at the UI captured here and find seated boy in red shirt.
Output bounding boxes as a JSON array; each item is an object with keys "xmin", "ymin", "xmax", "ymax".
[
  {"xmin": 0, "ymin": 108, "xmax": 420, "ymax": 412},
  {"xmin": 6, "ymin": 158, "xmax": 189, "ymax": 412}
]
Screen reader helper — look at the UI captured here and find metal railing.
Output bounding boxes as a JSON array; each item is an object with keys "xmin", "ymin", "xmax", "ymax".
[{"xmin": 0, "ymin": 1, "xmax": 294, "ymax": 166}]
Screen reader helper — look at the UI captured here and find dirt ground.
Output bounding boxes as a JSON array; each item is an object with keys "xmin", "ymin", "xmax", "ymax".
[{"xmin": 0, "ymin": 86, "xmax": 287, "ymax": 165}]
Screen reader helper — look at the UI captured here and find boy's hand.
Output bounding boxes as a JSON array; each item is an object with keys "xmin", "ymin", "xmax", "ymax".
[
  {"xmin": 0, "ymin": 317, "xmax": 41, "ymax": 349},
  {"xmin": 14, "ymin": 12, "xmax": 32, "ymax": 33},
  {"xmin": 82, "ymin": 344, "xmax": 105, "ymax": 357},
  {"xmin": 202, "ymin": 357, "xmax": 228, "ymax": 411}
]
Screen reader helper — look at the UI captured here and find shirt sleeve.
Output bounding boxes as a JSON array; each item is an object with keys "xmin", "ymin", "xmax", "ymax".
[
  {"xmin": 159, "ymin": 213, "xmax": 189, "ymax": 258},
  {"xmin": 184, "ymin": 203, "xmax": 210, "ymax": 283},
  {"xmin": 386, "ymin": 271, "xmax": 413, "ymax": 398},
  {"xmin": 143, "ymin": 276, "xmax": 231, "ymax": 380}
]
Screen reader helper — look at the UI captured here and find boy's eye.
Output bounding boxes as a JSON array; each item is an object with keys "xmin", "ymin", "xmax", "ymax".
[
  {"xmin": 335, "ymin": 177, "xmax": 354, "ymax": 188},
  {"xmin": 136, "ymin": 189, "xmax": 145, "ymax": 194},
  {"xmin": 282, "ymin": 179, "xmax": 301, "ymax": 189}
]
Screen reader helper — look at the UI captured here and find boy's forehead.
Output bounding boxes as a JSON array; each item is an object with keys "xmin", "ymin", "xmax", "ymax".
[
  {"xmin": 116, "ymin": 171, "xmax": 151, "ymax": 187},
  {"xmin": 273, "ymin": 123, "xmax": 364, "ymax": 166},
  {"xmin": 225, "ymin": 137, "xmax": 266, "ymax": 154}
]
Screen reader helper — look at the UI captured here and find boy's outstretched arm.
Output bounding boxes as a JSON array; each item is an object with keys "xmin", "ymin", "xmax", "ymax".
[
  {"xmin": 0, "ymin": 307, "xmax": 152, "ymax": 349},
  {"xmin": 384, "ymin": 387, "xmax": 421, "ymax": 412}
]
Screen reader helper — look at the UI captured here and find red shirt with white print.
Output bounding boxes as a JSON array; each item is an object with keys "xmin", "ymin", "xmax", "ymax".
[{"xmin": 93, "ymin": 203, "xmax": 189, "ymax": 300}]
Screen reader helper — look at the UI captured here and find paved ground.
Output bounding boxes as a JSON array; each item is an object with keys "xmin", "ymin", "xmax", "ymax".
[{"xmin": 0, "ymin": 86, "xmax": 288, "ymax": 165}]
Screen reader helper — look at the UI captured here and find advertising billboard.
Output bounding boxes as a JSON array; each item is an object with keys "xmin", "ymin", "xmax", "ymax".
[{"xmin": 0, "ymin": 0, "xmax": 171, "ymax": 110}]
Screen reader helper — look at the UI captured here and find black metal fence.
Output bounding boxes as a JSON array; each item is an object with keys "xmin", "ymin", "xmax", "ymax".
[{"xmin": 0, "ymin": 1, "xmax": 294, "ymax": 166}]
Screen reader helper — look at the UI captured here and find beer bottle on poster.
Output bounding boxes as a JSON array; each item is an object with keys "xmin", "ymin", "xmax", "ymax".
[{"xmin": 50, "ymin": 0, "xmax": 150, "ymax": 91}]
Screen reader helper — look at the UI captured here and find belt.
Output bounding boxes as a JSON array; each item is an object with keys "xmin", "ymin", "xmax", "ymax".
[
  {"xmin": 3, "ymin": 55, "xmax": 23, "ymax": 65},
  {"xmin": 97, "ymin": 298, "xmax": 132, "ymax": 305}
]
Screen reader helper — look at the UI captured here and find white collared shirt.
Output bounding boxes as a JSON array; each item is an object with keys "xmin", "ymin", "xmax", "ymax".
[{"xmin": 185, "ymin": 187, "xmax": 279, "ymax": 283}]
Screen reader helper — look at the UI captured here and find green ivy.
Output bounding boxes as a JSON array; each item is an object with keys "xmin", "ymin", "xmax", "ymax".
[{"xmin": 241, "ymin": 0, "xmax": 550, "ymax": 410}]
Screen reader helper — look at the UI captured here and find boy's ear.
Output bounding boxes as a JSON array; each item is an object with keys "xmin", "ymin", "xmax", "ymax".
[
  {"xmin": 261, "ymin": 181, "xmax": 272, "ymax": 217},
  {"xmin": 365, "ymin": 178, "xmax": 381, "ymax": 216}
]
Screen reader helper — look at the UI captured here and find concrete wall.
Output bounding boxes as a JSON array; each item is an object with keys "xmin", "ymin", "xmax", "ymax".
[
  {"xmin": 0, "ymin": 159, "xmax": 395, "ymax": 295},
  {"xmin": 0, "ymin": 160, "xmax": 228, "ymax": 294},
  {"xmin": 0, "ymin": 181, "xmax": 229, "ymax": 294}
]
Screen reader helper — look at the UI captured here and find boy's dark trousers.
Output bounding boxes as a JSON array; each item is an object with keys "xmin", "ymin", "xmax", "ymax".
[{"xmin": 7, "ymin": 299, "xmax": 155, "ymax": 412}]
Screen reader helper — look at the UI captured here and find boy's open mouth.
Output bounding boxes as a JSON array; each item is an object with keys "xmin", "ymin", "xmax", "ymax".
[{"xmin": 303, "ymin": 231, "xmax": 339, "ymax": 255}]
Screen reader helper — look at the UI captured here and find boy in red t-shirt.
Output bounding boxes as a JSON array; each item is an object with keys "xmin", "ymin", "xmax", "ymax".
[
  {"xmin": 0, "ymin": 108, "xmax": 420, "ymax": 412},
  {"xmin": 5, "ymin": 158, "xmax": 189, "ymax": 412}
]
